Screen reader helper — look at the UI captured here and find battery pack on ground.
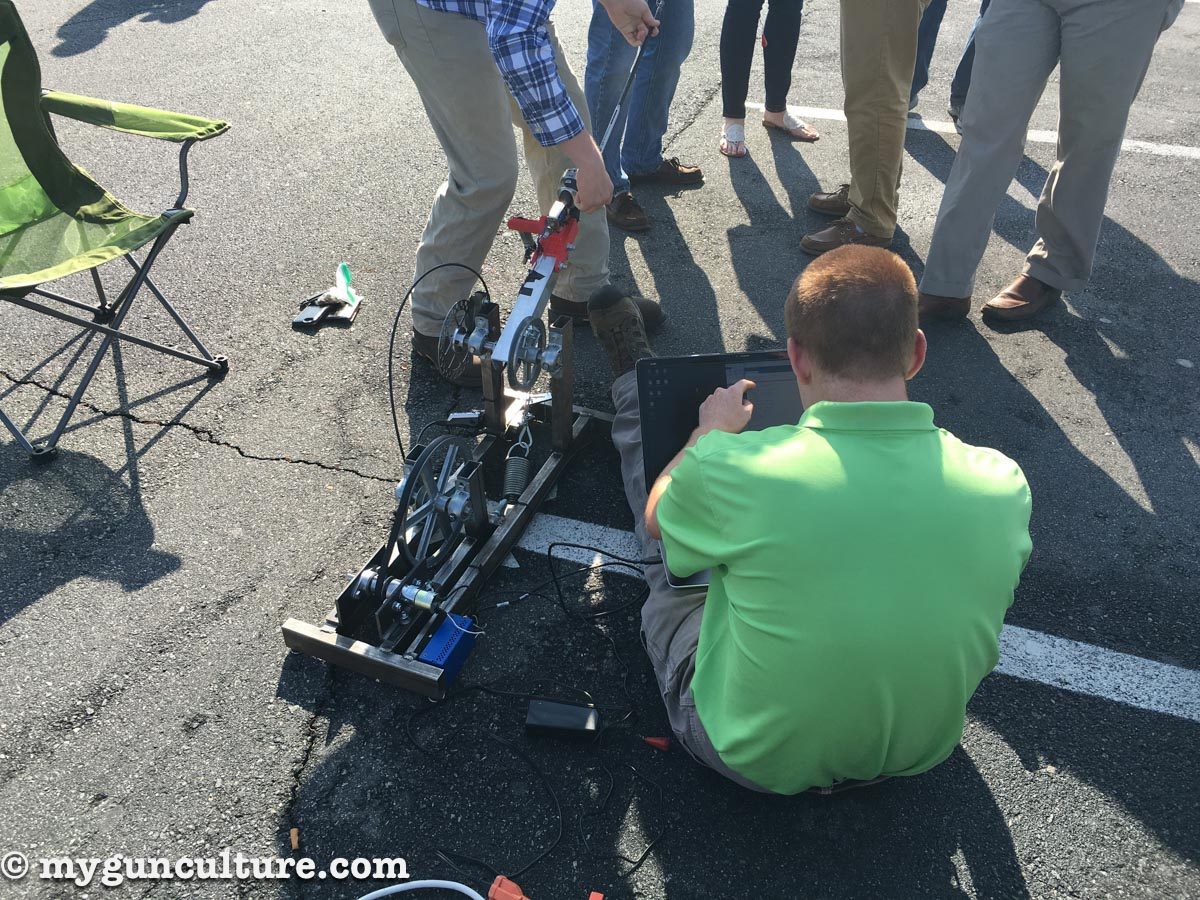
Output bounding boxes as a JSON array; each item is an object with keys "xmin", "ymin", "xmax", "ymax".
[
  {"xmin": 525, "ymin": 699, "xmax": 600, "ymax": 739},
  {"xmin": 417, "ymin": 613, "xmax": 477, "ymax": 686}
]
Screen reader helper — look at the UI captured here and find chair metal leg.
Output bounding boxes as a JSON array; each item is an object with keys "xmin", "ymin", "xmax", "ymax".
[
  {"xmin": 35, "ymin": 274, "xmax": 142, "ymax": 454},
  {"xmin": 12, "ymin": 229, "xmax": 184, "ymax": 456},
  {"xmin": 4, "ymin": 293, "xmax": 222, "ymax": 370},
  {"xmin": 123, "ymin": 256, "xmax": 218, "ymax": 362},
  {"xmin": 0, "ymin": 407, "xmax": 38, "ymax": 455},
  {"xmin": 31, "ymin": 286, "xmax": 107, "ymax": 318},
  {"xmin": 1, "ymin": 221, "xmax": 228, "ymax": 457},
  {"xmin": 89, "ymin": 268, "xmax": 114, "ymax": 321}
]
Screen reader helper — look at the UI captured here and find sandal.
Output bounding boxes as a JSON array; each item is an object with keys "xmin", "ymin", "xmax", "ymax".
[
  {"xmin": 763, "ymin": 113, "xmax": 819, "ymax": 143},
  {"xmin": 720, "ymin": 122, "xmax": 748, "ymax": 158}
]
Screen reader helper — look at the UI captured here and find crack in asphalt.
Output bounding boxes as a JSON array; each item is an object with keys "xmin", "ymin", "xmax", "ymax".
[
  {"xmin": 663, "ymin": 79, "xmax": 723, "ymax": 153},
  {"xmin": 280, "ymin": 667, "xmax": 336, "ymax": 900},
  {"xmin": 0, "ymin": 370, "xmax": 401, "ymax": 484}
]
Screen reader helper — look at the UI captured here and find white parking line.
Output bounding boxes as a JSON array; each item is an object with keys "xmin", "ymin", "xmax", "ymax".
[
  {"xmin": 745, "ymin": 101, "xmax": 1200, "ymax": 160},
  {"xmin": 516, "ymin": 512, "xmax": 1200, "ymax": 724}
]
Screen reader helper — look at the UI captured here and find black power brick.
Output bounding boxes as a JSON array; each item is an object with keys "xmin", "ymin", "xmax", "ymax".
[{"xmin": 525, "ymin": 699, "xmax": 600, "ymax": 740}]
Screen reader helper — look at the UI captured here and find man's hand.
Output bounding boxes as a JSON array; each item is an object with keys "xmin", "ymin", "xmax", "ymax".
[
  {"xmin": 645, "ymin": 379, "xmax": 755, "ymax": 540},
  {"xmin": 560, "ymin": 132, "xmax": 614, "ymax": 213},
  {"xmin": 600, "ymin": 0, "xmax": 660, "ymax": 46},
  {"xmin": 697, "ymin": 379, "xmax": 756, "ymax": 437}
]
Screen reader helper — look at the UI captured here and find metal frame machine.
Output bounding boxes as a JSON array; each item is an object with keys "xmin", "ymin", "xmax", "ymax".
[
  {"xmin": 281, "ymin": 170, "xmax": 608, "ymax": 697},
  {"xmin": 281, "ymin": 18, "xmax": 662, "ymax": 696}
]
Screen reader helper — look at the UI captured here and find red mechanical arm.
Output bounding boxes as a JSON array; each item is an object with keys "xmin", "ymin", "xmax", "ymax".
[{"xmin": 506, "ymin": 215, "xmax": 580, "ymax": 271}]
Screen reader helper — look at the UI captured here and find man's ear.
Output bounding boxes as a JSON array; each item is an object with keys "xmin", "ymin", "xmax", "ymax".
[
  {"xmin": 905, "ymin": 328, "xmax": 927, "ymax": 381},
  {"xmin": 787, "ymin": 337, "xmax": 814, "ymax": 385}
]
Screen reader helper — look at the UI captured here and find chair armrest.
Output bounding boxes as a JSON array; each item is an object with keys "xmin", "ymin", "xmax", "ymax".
[{"xmin": 41, "ymin": 90, "xmax": 229, "ymax": 143}]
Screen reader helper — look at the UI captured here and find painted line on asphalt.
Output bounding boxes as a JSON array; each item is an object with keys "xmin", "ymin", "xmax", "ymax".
[
  {"xmin": 744, "ymin": 101, "xmax": 1200, "ymax": 160},
  {"xmin": 515, "ymin": 512, "xmax": 1200, "ymax": 724}
]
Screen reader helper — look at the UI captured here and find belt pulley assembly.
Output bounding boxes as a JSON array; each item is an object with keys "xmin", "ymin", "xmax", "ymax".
[
  {"xmin": 281, "ymin": 168, "xmax": 610, "ymax": 697},
  {"xmin": 280, "ymin": 7, "xmax": 662, "ymax": 695}
]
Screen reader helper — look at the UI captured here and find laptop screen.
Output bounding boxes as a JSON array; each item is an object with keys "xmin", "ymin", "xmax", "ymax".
[{"xmin": 637, "ymin": 350, "xmax": 805, "ymax": 486}]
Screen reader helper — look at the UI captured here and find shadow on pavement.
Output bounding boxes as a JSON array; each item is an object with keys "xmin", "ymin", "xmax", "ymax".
[
  {"xmin": 0, "ymin": 339, "xmax": 228, "ymax": 618},
  {"xmin": 274, "ymin": 529, "xmax": 1031, "ymax": 899},
  {"xmin": 974, "ymin": 675, "xmax": 1200, "ymax": 867},
  {"xmin": 269, "ymin": 122, "xmax": 1197, "ymax": 898},
  {"xmin": 0, "ymin": 442, "xmax": 180, "ymax": 622},
  {"xmin": 51, "ymin": 0, "xmax": 219, "ymax": 57}
]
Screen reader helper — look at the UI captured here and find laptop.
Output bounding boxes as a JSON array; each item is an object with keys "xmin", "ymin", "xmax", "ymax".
[{"xmin": 636, "ymin": 350, "xmax": 805, "ymax": 589}]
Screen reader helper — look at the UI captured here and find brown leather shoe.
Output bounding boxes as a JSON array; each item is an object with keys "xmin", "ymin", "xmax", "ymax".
[
  {"xmin": 800, "ymin": 218, "xmax": 890, "ymax": 256},
  {"xmin": 412, "ymin": 330, "xmax": 482, "ymax": 388},
  {"xmin": 551, "ymin": 293, "xmax": 666, "ymax": 332},
  {"xmin": 808, "ymin": 183, "xmax": 851, "ymax": 217},
  {"xmin": 982, "ymin": 274, "xmax": 1062, "ymax": 322},
  {"xmin": 629, "ymin": 157, "xmax": 704, "ymax": 186},
  {"xmin": 918, "ymin": 292, "xmax": 971, "ymax": 322},
  {"xmin": 606, "ymin": 191, "xmax": 650, "ymax": 232}
]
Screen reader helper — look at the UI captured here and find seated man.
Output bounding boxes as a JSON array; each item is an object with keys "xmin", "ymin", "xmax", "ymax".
[{"xmin": 588, "ymin": 246, "xmax": 1033, "ymax": 794}]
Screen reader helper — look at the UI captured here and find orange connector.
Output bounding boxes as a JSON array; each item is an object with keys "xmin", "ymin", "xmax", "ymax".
[
  {"xmin": 489, "ymin": 876, "xmax": 530, "ymax": 900},
  {"xmin": 488, "ymin": 874, "xmax": 604, "ymax": 900}
]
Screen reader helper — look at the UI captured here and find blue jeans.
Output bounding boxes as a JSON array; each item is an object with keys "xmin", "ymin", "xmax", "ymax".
[
  {"xmin": 949, "ymin": 0, "xmax": 990, "ymax": 108},
  {"xmin": 910, "ymin": 0, "xmax": 948, "ymax": 103},
  {"xmin": 910, "ymin": 0, "xmax": 990, "ymax": 108},
  {"xmin": 585, "ymin": 0, "xmax": 695, "ymax": 195}
]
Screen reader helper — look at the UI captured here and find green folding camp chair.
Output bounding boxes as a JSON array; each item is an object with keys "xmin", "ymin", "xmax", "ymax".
[{"xmin": 0, "ymin": 0, "xmax": 229, "ymax": 458}]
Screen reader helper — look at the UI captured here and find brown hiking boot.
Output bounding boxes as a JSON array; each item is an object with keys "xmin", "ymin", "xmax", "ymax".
[
  {"xmin": 412, "ymin": 330, "xmax": 482, "ymax": 388},
  {"xmin": 800, "ymin": 218, "xmax": 891, "ymax": 256},
  {"xmin": 629, "ymin": 157, "xmax": 704, "ymax": 186},
  {"xmin": 606, "ymin": 191, "xmax": 650, "ymax": 232},
  {"xmin": 808, "ymin": 183, "xmax": 851, "ymax": 217},
  {"xmin": 550, "ymin": 293, "xmax": 666, "ymax": 331},
  {"xmin": 587, "ymin": 286, "xmax": 653, "ymax": 377}
]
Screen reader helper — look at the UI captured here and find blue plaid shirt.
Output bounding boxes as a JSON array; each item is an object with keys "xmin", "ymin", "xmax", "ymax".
[{"xmin": 416, "ymin": 0, "xmax": 584, "ymax": 147}]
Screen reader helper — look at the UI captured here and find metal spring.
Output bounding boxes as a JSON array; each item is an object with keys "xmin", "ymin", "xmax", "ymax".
[{"xmin": 503, "ymin": 453, "xmax": 532, "ymax": 502}]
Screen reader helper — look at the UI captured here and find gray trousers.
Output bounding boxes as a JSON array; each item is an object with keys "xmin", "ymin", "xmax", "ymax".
[
  {"xmin": 610, "ymin": 371, "xmax": 772, "ymax": 792},
  {"xmin": 367, "ymin": 0, "xmax": 610, "ymax": 337},
  {"xmin": 919, "ymin": 0, "xmax": 1174, "ymax": 298}
]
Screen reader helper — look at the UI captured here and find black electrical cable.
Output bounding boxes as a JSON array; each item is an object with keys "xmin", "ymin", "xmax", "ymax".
[
  {"xmin": 405, "ymin": 688, "xmax": 564, "ymax": 880},
  {"xmin": 475, "ymin": 558, "xmax": 655, "ymax": 615},
  {"xmin": 414, "ymin": 417, "xmax": 482, "ymax": 449},
  {"xmin": 577, "ymin": 756, "xmax": 670, "ymax": 878},
  {"xmin": 403, "ymin": 542, "xmax": 676, "ymax": 886},
  {"xmin": 387, "ymin": 263, "xmax": 491, "ymax": 462}
]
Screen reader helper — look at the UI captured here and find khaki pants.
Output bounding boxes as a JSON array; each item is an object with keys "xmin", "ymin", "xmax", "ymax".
[
  {"xmin": 840, "ymin": 0, "xmax": 929, "ymax": 239},
  {"xmin": 609, "ymin": 371, "xmax": 773, "ymax": 793},
  {"xmin": 367, "ymin": 0, "xmax": 610, "ymax": 337},
  {"xmin": 920, "ymin": 0, "xmax": 1173, "ymax": 298}
]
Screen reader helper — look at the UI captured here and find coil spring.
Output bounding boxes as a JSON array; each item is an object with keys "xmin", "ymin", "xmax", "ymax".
[{"xmin": 503, "ymin": 453, "xmax": 532, "ymax": 502}]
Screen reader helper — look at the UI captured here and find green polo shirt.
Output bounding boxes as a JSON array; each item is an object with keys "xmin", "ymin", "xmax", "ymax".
[{"xmin": 656, "ymin": 400, "xmax": 1032, "ymax": 794}]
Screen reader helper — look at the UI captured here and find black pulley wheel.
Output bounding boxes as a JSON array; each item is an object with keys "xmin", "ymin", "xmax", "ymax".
[{"xmin": 390, "ymin": 435, "xmax": 473, "ymax": 570}]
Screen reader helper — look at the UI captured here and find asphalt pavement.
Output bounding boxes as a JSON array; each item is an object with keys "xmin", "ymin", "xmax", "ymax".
[{"xmin": 1, "ymin": 0, "xmax": 1198, "ymax": 898}]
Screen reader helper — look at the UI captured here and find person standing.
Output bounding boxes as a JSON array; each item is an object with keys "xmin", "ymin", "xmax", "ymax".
[
  {"xmin": 801, "ymin": 0, "xmax": 929, "ymax": 256},
  {"xmin": 585, "ymin": 0, "xmax": 703, "ymax": 233},
  {"xmin": 717, "ymin": 0, "xmax": 819, "ymax": 159},
  {"xmin": 909, "ymin": 0, "xmax": 991, "ymax": 127},
  {"xmin": 918, "ymin": 0, "xmax": 1184, "ymax": 323},
  {"xmin": 907, "ymin": 0, "xmax": 993, "ymax": 125},
  {"xmin": 365, "ymin": 0, "xmax": 665, "ymax": 385},
  {"xmin": 908, "ymin": 0, "xmax": 947, "ymax": 110}
]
